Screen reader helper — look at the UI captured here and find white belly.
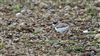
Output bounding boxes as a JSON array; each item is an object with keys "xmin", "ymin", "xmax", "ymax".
[{"xmin": 55, "ymin": 27, "xmax": 69, "ymax": 33}]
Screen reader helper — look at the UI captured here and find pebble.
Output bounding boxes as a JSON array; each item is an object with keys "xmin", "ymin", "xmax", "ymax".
[
  {"xmin": 64, "ymin": 5, "xmax": 71, "ymax": 11},
  {"xmin": 13, "ymin": 38, "xmax": 20, "ymax": 43},
  {"xmin": 16, "ymin": 13, "xmax": 23, "ymax": 18},
  {"xmin": 83, "ymin": 30, "xmax": 89, "ymax": 33},
  {"xmin": 0, "ymin": 17, "xmax": 2, "ymax": 20},
  {"xmin": 21, "ymin": 9, "xmax": 27, "ymax": 14},
  {"xmin": 27, "ymin": 9, "xmax": 33, "ymax": 16},
  {"xmin": 98, "ymin": 13, "xmax": 100, "ymax": 17},
  {"xmin": 94, "ymin": 33, "xmax": 100, "ymax": 39},
  {"xmin": 94, "ymin": 0, "xmax": 100, "ymax": 7},
  {"xmin": 0, "ymin": 12, "xmax": 4, "ymax": 16}
]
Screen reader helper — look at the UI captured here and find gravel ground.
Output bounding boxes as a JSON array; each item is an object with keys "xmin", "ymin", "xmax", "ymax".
[{"xmin": 0, "ymin": 0, "xmax": 100, "ymax": 56}]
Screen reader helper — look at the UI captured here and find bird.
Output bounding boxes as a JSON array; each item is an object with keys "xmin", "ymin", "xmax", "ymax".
[{"xmin": 52, "ymin": 21, "xmax": 71, "ymax": 33}]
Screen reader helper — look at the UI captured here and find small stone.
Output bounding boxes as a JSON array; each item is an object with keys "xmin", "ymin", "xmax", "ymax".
[
  {"xmin": 16, "ymin": 13, "xmax": 23, "ymax": 18},
  {"xmin": 64, "ymin": 5, "xmax": 71, "ymax": 11},
  {"xmin": 27, "ymin": 9, "xmax": 33, "ymax": 16},
  {"xmin": 13, "ymin": 38, "xmax": 20, "ymax": 42},
  {"xmin": 94, "ymin": 33, "xmax": 100, "ymax": 39},
  {"xmin": 32, "ymin": 0, "xmax": 36, "ymax": 3},
  {"xmin": 12, "ymin": 23, "xmax": 17, "ymax": 26},
  {"xmin": 21, "ymin": 9, "xmax": 27, "ymax": 14},
  {"xmin": 0, "ymin": 17, "xmax": 2, "ymax": 20},
  {"xmin": 0, "ymin": 12, "xmax": 4, "ymax": 16},
  {"xmin": 69, "ymin": 36, "xmax": 77, "ymax": 40},
  {"xmin": 83, "ymin": 30, "xmax": 89, "ymax": 33},
  {"xmin": 98, "ymin": 13, "xmax": 100, "ymax": 17},
  {"xmin": 19, "ymin": 22, "xmax": 26, "ymax": 26},
  {"xmin": 97, "ymin": 0, "xmax": 100, "ymax": 2},
  {"xmin": 81, "ymin": 51, "xmax": 92, "ymax": 56},
  {"xmin": 94, "ymin": 1, "xmax": 100, "ymax": 7}
]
